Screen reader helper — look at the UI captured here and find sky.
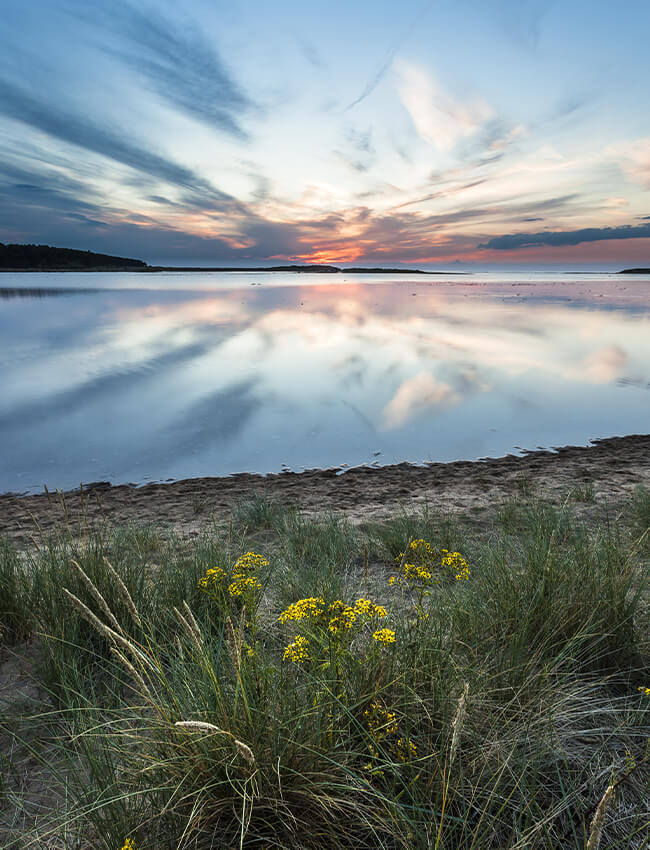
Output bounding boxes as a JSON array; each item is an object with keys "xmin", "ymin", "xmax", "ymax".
[{"xmin": 1, "ymin": 0, "xmax": 650, "ymax": 269}]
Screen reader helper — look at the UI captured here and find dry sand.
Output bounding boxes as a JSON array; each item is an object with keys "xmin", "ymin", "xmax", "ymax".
[{"xmin": 1, "ymin": 435, "xmax": 649, "ymax": 545}]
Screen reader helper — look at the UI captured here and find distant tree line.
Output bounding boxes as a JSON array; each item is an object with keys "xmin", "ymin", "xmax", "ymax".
[{"xmin": 0, "ymin": 243, "xmax": 147, "ymax": 270}]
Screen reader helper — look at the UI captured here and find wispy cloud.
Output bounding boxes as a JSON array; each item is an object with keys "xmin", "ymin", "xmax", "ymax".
[
  {"xmin": 615, "ymin": 139, "xmax": 650, "ymax": 188},
  {"xmin": 0, "ymin": 78, "xmax": 236, "ymax": 201},
  {"xmin": 343, "ymin": 0, "xmax": 433, "ymax": 111},
  {"xmin": 297, "ymin": 38, "xmax": 326, "ymax": 69},
  {"xmin": 79, "ymin": 0, "xmax": 253, "ymax": 138},
  {"xmin": 344, "ymin": 47, "xmax": 397, "ymax": 112},
  {"xmin": 396, "ymin": 62, "xmax": 494, "ymax": 151}
]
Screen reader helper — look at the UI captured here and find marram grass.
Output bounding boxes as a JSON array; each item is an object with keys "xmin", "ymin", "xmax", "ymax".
[{"xmin": 0, "ymin": 495, "xmax": 648, "ymax": 849}]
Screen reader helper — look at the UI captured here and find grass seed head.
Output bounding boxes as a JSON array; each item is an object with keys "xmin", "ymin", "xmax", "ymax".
[
  {"xmin": 586, "ymin": 784, "xmax": 616, "ymax": 850},
  {"xmin": 103, "ymin": 556, "xmax": 142, "ymax": 628},
  {"xmin": 174, "ymin": 720, "xmax": 223, "ymax": 734}
]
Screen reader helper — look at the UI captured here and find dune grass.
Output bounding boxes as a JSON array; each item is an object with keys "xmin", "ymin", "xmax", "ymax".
[{"xmin": 0, "ymin": 490, "xmax": 649, "ymax": 849}]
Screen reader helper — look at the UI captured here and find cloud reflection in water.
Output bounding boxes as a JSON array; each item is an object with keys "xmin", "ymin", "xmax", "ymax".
[{"xmin": 1, "ymin": 278, "xmax": 649, "ymax": 492}]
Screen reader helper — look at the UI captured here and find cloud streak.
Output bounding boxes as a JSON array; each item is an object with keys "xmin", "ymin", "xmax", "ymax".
[
  {"xmin": 479, "ymin": 223, "xmax": 650, "ymax": 250},
  {"xmin": 87, "ymin": 0, "xmax": 253, "ymax": 138},
  {"xmin": 0, "ymin": 78, "xmax": 234, "ymax": 199},
  {"xmin": 343, "ymin": 0, "xmax": 433, "ymax": 111}
]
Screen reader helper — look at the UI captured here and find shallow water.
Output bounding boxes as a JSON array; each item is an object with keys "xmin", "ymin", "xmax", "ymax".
[{"xmin": 1, "ymin": 271, "xmax": 649, "ymax": 493}]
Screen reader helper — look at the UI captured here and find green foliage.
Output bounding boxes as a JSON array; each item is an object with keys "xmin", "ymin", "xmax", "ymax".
[
  {"xmin": 232, "ymin": 493, "xmax": 295, "ymax": 532},
  {"xmin": 367, "ymin": 504, "xmax": 462, "ymax": 561},
  {"xmin": 273, "ymin": 513, "xmax": 359, "ymax": 605},
  {"xmin": 568, "ymin": 481, "xmax": 596, "ymax": 503},
  {"xmin": 1, "ymin": 500, "xmax": 649, "ymax": 849},
  {"xmin": 0, "ymin": 540, "xmax": 31, "ymax": 644},
  {"xmin": 630, "ymin": 485, "xmax": 650, "ymax": 550}
]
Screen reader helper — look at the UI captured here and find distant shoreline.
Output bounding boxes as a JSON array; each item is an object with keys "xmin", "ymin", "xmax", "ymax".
[
  {"xmin": 2, "ymin": 243, "xmax": 647, "ymax": 275},
  {"xmin": 2, "ymin": 265, "xmax": 648, "ymax": 275},
  {"xmin": 0, "ymin": 265, "xmax": 462, "ymax": 275}
]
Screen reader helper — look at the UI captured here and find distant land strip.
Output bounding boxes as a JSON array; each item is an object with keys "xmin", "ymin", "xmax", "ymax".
[
  {"xmin": 0, "ymin": 243, "xmax": 456, "ymax": 274},
  {"xmin": 2, "ymin": 243, "xmax": 646, "ymax": 274},
  {"xmin": 146, "ymin": 265, "xmax": 453, "ymax": 274}
]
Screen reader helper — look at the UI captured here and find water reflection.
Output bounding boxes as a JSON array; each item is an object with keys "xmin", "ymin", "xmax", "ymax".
[
  {"xmin": 0, "ymin": 286, "xmax": 99, "ymax": 299},
  {"xmin": 1, "ymin": 278, "xmax": 649, "ymax": 493}
]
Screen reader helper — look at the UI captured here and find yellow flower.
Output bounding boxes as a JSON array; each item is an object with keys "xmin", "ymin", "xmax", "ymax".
[
  {"xmin": 234, "ymin": 552, "xmax": 269, "ymax": 573},
  {"xmin": 391, "ymin": 540, "xmax": 471, "ymax": 586},
  {"xmin": 283, "ymin": 635, "xmax": 310, "ymax": 663},
  {"xmin": 120, "ymin": 840, "xmax": 136, "ymax": 850},
  {"xmin": 327, "ymin": 600, "xmax": 357, "ymax": 633},
  {"xmin": 364, "ymin": 701, "xmax": 398, "ymax": 737},
  {"xmin": 197, "ymin": 565, "xmax": 227, "ymax": 590},
  {"xmin": 373, "ymin": 628, "xmax": 396, "ymax": 646},
  {"xmin": 638, "ymin": 686, "xmax": 650, "ymax": 697},
  {"xmin": 353, "ymin": 598, "xmax": 386, "ymax": 618},
  {"xmin": 441, "ymin": 549, "xmax": 471, "ymax": 580},
  {"xmin": 278, "ymin": 596, "xmax": 325, "ymax": 623},
  {"xmin": 404, "ymin": 563, "xmax": 432, "ymax": 581},
  {"xmin": 396, "ymin": 737, "xmax": 417, "ymax": 762},
  {"xmin": 353, "ymin": 598, "xmax": 374, "ymax": 616},
  {"xmin": 228, "ymin": 574, "xmax": 262, "ymax": 597}
]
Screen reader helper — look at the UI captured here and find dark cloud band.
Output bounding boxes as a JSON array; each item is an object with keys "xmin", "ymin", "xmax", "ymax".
[{"xmin": 479, "ymin": 223, "xmax": 650, "ymax": 250}]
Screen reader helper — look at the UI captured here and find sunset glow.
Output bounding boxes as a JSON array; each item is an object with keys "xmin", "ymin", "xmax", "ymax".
[{"xmin": 1, "ymin": 0, "xmax": 649, "ymax": 269}]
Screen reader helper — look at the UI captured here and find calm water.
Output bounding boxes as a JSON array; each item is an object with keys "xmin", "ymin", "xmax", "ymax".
[{"xmin": 1, "ymin": 270, "xmax": 649, "ymax": 494}]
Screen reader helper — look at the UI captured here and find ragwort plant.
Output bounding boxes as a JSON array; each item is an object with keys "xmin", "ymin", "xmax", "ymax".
[
  {"xmin": 50, "ymin": 538, "xmax": 484, "ymax": 848},
  {"xmin": 48, "ymin": 550, "xmax": 414, "ymax": 848}
]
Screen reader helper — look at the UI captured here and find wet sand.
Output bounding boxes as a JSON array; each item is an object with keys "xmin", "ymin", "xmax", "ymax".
[{"xmin": 1, "ymin": 434, "xmax": 649, "ymax": 545}]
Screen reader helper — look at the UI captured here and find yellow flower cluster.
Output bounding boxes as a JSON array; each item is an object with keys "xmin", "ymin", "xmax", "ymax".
[
  {"xmin": 638, "ymin": 686, "xmax": 650, "ymax": 696},
  {"xmin": 278, "ymin": 594, "xmax": 392, "ymax": 663},
  {"xmin": 278, "ymin": 596, "xmax": 326, "ymax": 623},
  {"xmin": 198, "ymin": 565, "xmax": 227, "ymax": 589},
  {"xmin": 234, "ymin": 552, "xmax": 270, "ymax": 572},
  {"xmin": 390, "ymin": 563, "xmax": 433, "ymax": 585},
  {"xmin": 353, "ymin": 598, "xmax": 387, "ymax": 618},
  {"xmin": 373, "ymin": 628, "xmax": 396, "ymax": 646},
  {"xmin": 441, "ymin": 549, "xmax": 471, "ymax": 581},
  {"xmin": 364, "ymin": 701, "xmax": 417, "ymax": 769},
  {"xmin": 327, "ymin": 599, "xmax": 357, "ymax": 633},
  {"xmin": 283, "ymin": 635, "xmax": 310, "ymax": 663},
  {"xmin": 396, "ymin": 737, "xmax": 418, "ymax": 762},
  {"xmin": 198, "ymin": 552, "xmax": 268, "ymax": 599},
  {"xmin": 228, "ymin": 574, "xmax": 262, "ymax": 597},
  {"xmin": 278, "ymin": 596, "xmax": 386, "ymax": 632},
  {"xmin": 364, "ymin": 701, "xmax": 398, "ymax": 738},
  {"xmin": 409, "ymin": 539, "xmax": 433, "ymax": 553},
  {"xmin": 390, "ymin": 540, "xmax": 471, "ymax": 585},
  {"xmin": 120, "ymin": 840, "xmax": 136, "ymax": 850},
  {"xmin": 391, "ymin": 539, "xmax": 436, "ymax": 587}
]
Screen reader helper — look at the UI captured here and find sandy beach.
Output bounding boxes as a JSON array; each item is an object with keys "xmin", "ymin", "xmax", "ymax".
[{"xmin": 1, "ymin": 434, "xmax": 648, "ymax": 545}]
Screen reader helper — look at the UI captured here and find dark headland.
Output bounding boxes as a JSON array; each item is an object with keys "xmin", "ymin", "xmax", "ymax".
[
  {"xmin": 619, "ymin": 267, "xmax": 650, "ymax": 274},
  {"xmin": 0, "ymin": 243, "xmax": 147, "ymax": 271},
  {"xmin": 0, "ymin": 243, "xmax": 455, "ymax": 274}
]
